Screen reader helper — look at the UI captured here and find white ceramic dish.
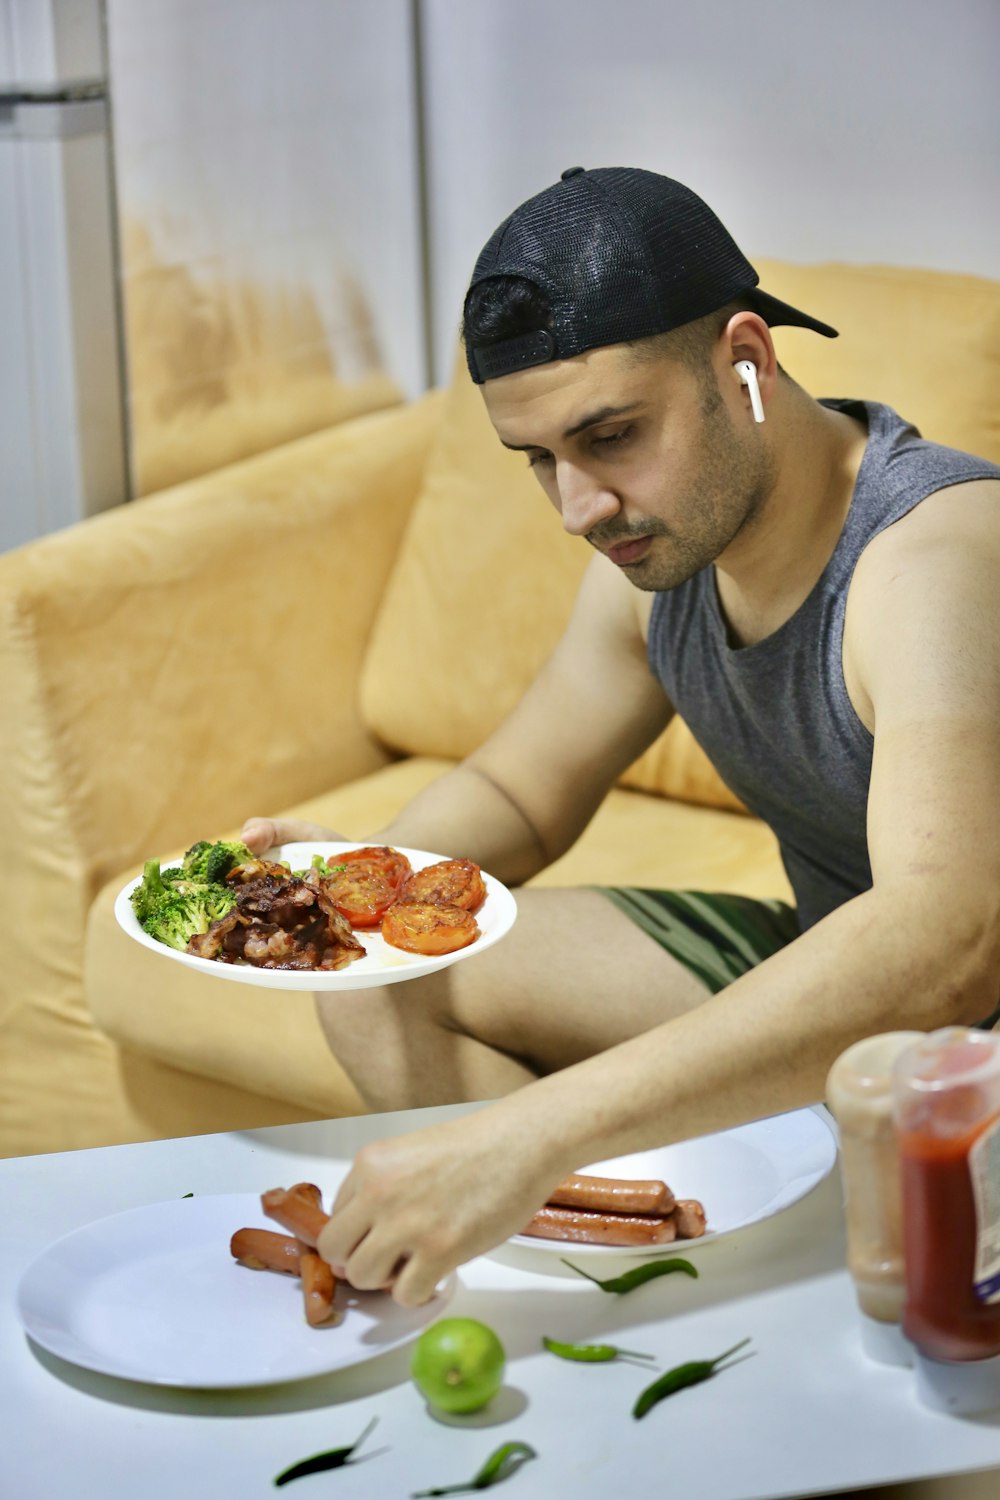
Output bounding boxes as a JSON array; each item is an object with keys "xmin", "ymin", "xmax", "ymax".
[
  {"xmin": 114, "ymin": 842, "xmax": 517, "ymax": 990},
  {"xmin": 16, "ymin": 1192, "xmax": 456, "ymax": 1388},
  {"xmin": 509, "ymin": 1107, "xmax": 837, "ymax": 1256}
]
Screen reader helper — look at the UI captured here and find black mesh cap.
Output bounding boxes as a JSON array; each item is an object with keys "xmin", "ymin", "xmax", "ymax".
[{"xmin": 466, "ymin": 166, "xmax": 837, "ymax": 383}]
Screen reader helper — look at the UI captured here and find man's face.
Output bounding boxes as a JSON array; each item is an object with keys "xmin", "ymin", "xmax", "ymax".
[{"xmin": 481, "ymin": 340, "xmax": 775, "ymax": 591}]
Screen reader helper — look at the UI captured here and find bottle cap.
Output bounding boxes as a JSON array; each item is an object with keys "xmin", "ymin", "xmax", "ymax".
[
  {"xmin": 914, "ymin": 1347, "xmax": 1000, "ymax": 1415},
  {"xmin": 859, "ymin": 1311, "xmax": 913, "ymax": 1368}
]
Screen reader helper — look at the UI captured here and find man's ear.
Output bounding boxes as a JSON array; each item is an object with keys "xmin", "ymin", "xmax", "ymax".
[{"xmin": 722, "ymin": 311, "xmax": 777, "ymax": 416}]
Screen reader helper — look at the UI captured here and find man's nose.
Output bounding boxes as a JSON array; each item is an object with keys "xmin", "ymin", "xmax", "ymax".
[{"xmin": 555, "ymin": 460, "xmax": 620, "ymax": 536}]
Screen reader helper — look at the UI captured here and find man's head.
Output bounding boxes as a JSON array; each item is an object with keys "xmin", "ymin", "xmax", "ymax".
[{"xmin": 463, "ymin": 168, "xmax": 837, "ymax": 590}]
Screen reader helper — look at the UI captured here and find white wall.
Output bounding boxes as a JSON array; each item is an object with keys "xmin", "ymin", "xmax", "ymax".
[
  {"xmin": 422, "ymin": 0, "xmax": 1000, "ymax": 385},
  {"xmin": 106, "ymin": 0, "xmax": 426, "ymax": 492}
]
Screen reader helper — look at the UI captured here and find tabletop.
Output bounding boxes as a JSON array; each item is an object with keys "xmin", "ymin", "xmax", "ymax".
[{"xmin": 2, "ymin": 1101, "xmax": 999, "ymax": 1500}]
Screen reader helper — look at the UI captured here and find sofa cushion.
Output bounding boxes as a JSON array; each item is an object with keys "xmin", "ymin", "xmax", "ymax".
[
  {"xmin": 756, "ymin": 260, "xmax": 1000, "ymax": 463},
  {"xmin": 361, "ymin": 262, "xmax": 999, "ymax": 813}
]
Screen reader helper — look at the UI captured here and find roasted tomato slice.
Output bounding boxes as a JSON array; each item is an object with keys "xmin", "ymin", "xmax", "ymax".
[
  {"xmin": 321, "ymin": 859, "xmax": 400, "ymax": 929},
  {"xmin": 335, "ymin": 845, "xmax": 412, "ymax": 890},
  {"xmin": 398, "ymin": 858, "xmax": 487, "ymax": 914},
  {"xmin": 381, "ymin": 901, "xmax": 480, "ymax": 955}
]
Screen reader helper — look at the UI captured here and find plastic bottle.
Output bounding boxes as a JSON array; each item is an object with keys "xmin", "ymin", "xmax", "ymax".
[
  {"xmin": 826, "ymin": 1032, "xmax": 922, "ymax": 1365},
  {"xmin": 892, "ymin": 1026, "xmax": 1000, "ymax": 1414}
]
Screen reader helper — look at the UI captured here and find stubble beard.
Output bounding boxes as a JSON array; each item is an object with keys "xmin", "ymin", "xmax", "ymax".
[{"xmin": 589, "ymin": 378, "xmax": 777, "ymax": 593}]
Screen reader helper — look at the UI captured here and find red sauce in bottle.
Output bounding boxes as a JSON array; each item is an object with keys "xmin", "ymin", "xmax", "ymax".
[
  {"xmin": 894, "ymin": 1029, "xmax": 1000, "ymax": 1365},
  {"xmin": 898, "ymin": 1115, "xmax": 1000, "ymax": 1361}
]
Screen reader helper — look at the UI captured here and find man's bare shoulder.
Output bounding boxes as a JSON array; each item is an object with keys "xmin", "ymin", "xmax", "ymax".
[
  {"xmin": 844, "ymin": 477, "xmax": 1000, "ymax": 728},
  {"xmin": 855, "ymin": 476, "xmax": 999, "ymax": 574}
]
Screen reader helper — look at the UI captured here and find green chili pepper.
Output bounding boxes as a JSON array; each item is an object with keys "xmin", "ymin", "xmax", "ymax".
[
  {"xmin": 632, "ymin": 1338, "xmax": 752, "ymax": 1419},
  {"xmin": 411, "ymin": 1440, "xmax": 537, "ymax": 1496},
  {"xmin": 273, "ymin": 1416, "xmax": 378, "ymax": 1487},
  {"xmin": 542, "ymin": 1335, "xmax": 655, "ymax": 1363},
  {"xmin": 560, "ymin": 1255, "xmax": 698, "ymax": 1293}
]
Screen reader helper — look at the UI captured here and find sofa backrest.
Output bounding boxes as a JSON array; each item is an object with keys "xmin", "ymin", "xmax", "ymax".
[{"xmin": 361, "ymin": 260, "xmax": 1000, "ymax": 812}]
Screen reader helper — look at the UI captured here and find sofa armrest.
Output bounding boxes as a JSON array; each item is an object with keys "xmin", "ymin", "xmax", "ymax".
[{"xmin": 0, "ymin": 391, "xmax": 443, "ymax": 1050}]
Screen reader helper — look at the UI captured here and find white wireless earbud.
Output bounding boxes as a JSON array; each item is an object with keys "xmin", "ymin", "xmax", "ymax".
[{"xmin": 734, "ymin": 360, "xmax": 765, "ymax": 424}]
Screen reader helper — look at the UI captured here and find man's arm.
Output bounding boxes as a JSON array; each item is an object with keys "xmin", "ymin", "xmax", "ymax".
[
  {"xmin": 317, "ymin": 481, "xmax": 1000, "ymax": 1304},
  {"xmin": 247, "ymin": 553, "xmax": 673, "ymax": 884},
  {"xmin": 502, "ymin": 480, "xmax": 1000, "ymax": 1154}
]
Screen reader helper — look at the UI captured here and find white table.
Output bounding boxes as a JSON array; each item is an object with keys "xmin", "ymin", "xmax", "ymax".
[{"xmin": 2, "ymin": 1102, "xmax": 999, "ymax": 1500}]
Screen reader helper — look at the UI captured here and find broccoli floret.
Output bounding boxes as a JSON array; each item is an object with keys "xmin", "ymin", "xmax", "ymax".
[
  {"xmin": 131, "ymin": 857, "xmax": 236, "ymax": 950},
  {"xmin": 180, "ymin": 840, "xmax": 214, "ymax": 879},
  {"xmin": 130, "ymin": 858, "xmax": 168, "ymax": 926},
  {"xmin": 145, "ymin": 885, "xmax": 236, "ymax": 951},
  {"xmin": 204, "ymin": 840, "xmax": 255, "ymax": 883},
  {"xmin": 162, "ymin": 870, "xmax": 219, "ymax": 896}
]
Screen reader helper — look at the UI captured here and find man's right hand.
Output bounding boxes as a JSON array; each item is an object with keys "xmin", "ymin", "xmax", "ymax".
[{"xmin": 240, "ymin": 817, "xmax": 345, "ymax": 855}]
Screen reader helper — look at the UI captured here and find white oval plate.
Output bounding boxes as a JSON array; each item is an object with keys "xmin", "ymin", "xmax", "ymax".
[
  {"xmin": 16, "ymin": 1192, "xmax": 456, "ymax": 1388},
  {"xmin": 509, "ymin": 1107, "xmax": 837, "ymax": 1256},
  {"xmin": 114, "ymin": 842, "xmax": 517, "ymax": 990}
]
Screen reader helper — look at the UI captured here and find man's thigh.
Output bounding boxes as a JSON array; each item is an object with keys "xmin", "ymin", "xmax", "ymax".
[
  {"xmin": 315, "ymin": 886, "xmax": 797, "ymax": 1109},
  {"xmin": 437, "ymin": 886, "xmax": 714, "ymax": 1073}
]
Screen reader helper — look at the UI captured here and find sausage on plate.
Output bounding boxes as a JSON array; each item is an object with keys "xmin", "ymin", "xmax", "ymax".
[
  {"xmin": 230, "ymin": 1227, "xmax": 303, "ymax": 1274},
  {"xmin": 299, "ymin": 1248, "xmax": 338, "ymax": 1325},
  {"xmin": 548, "ymin": 1172, "xmax": 675, "ymax": 1216},
  {"xmin": 261, "ymin": 1184, "xmax": 330, "ymax": 1247},
  {"xmin": 672, "ymin": 1198, "xmax": 708, "ymax": 1239},
  {"xmin": 522, "ymin": 1204, "xmax": 679, "ymax": 1246}
]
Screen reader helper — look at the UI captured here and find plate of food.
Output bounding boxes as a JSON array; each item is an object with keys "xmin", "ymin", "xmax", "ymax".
[
  {"xmin": 509, "ymin": 1107, "xmax": 837, "ymax": 1256},
  {"xmin": 114, "ymin": 839, "xmax": 517, "ymax": 990},
  {"xmin": 16, "ymin": 1186, "xmax": 456, "ymax": 1388}
]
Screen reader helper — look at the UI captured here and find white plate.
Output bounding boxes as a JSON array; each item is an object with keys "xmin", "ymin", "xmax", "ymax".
[
  {"xmin": 114, "ymin": 842, "xmax": 517, "ymax": 990},
  {"xmin": 16, "ymin": 1192, "xmax": 456, "ymax": 1388},
  {"xmin": 510, "ymin": 1107, "xmax": 837, "ymax": 1256}
]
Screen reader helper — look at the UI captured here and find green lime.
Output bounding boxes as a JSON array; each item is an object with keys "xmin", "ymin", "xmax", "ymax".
[{"xmin": 410, "ymin": 1317, "xmax": 506, "ymax": 1414}]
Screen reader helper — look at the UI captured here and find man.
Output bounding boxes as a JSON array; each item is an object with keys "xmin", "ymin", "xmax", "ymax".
[{"xmin": 243, "ymin": 168, "xmax": 1000, "ymax": 1306}]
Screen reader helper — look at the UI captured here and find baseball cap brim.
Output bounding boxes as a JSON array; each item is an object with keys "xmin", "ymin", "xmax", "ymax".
[{"xmin": 747, "ymin": 287, "xmax": 838, "ymax": 339}]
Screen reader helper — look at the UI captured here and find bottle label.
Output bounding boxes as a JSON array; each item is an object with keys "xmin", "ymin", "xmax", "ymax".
[{"xmin": 970, "ymin": 1115, "xmax": 1000, "ymax": 1304}]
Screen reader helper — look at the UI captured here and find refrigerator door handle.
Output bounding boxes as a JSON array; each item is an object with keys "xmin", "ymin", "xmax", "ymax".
[
  {"xmin": 0, "ymin": 93, "xmax": 107, "ymax": 140},
  {"xmin": 0, "ymin": 80, "xmax": 105, "ymax": 104}
]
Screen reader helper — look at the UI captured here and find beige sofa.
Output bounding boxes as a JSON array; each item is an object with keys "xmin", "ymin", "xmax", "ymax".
[{"xmin": 1, "ymin": 259, "xmax": 997, "ymax": 1160}]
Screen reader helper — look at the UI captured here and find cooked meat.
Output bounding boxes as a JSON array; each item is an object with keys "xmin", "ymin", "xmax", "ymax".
[
  {"xmin": 186, "ymin": 908, "xmax": 248, "ymax": 959},
  {"xmin": 186, "ymin": 869, "xmax": 365, "ymax": 971}
]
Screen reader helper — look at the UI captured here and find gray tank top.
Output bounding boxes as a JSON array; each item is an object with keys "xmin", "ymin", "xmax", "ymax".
[{"xmin": 647, "ymin": 399, "xmax": 1000, "ymax": 931}]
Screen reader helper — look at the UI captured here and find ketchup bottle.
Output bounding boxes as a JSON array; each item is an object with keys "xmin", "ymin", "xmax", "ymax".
[{"xmin": 893, "ymin": 1027, "xmax": 1000, "ymax": 1413}]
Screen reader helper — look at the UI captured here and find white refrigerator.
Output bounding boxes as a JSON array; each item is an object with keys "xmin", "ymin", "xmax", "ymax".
[{"xmin": 0, "ymin": 0, "xmax": 128, "ymax": 553}]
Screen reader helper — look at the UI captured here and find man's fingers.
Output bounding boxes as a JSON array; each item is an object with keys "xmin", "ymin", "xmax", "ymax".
[
  {"xmin": 392, "ymin": 1254, "xmax": 443, "ymax": 1308},
  {"xmin": 343, "ymin": 1233, "xmax": 410, "ymax": 1293},
  {"xmin": 240, "ymin": 817, "xmax": 342, "ymax": 854},
  {"xmin": 316, "ymin": 1198, "xmax": 370, "ymax": 1275}
]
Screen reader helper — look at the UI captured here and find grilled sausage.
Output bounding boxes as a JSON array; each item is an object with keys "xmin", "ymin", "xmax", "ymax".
[
  {"xmin": 548, "ymin": 1173, "xmax": 675, "ymax": 1216},
  {"xmin": 299, "ymin": 1247, "xmax": 338, "ymax": 1325},
  {"xmin": 289, "ymin": 1182, "xmax": 323, "ymax": 1207},
  {"xmin": 522, "ymin": 1204, "xmax": 679, "ymax": 1246},
  {"xmin": 230, "ymin": 1227, "xmax": 303, "ymax": 1274},
  {"xmin": 261, "ymin": 1185, "xmax": 330, "ymax": 1247},
  {"xmin": 672, "ymin": 1198, "xmax": 708, "ymax": 1239}
]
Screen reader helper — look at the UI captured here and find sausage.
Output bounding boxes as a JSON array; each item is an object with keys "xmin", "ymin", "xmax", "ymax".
[
  {"xmin": 261, "ymin": 1185, "xmax": 330, "ymax": 1247},
  {"xmin": 289, "ymin": 1182, "xmax": 323, "ymax": 1207},
  {"xmin": 230, "ymin": 1227, "xmax": 303, "ymax": 1274},
  {"xmin": 673, "ymin": 1198, "xmax": 708, "ymax": 1239},
  {"xmin": 548, "ymin": 1173, "xmax": 675, "ymax": 1216},
  {"xmin": 299, "ymin": 1247, "xmax": 338, "ymax": 1325},
  {"xmin": 522, "ymin": 1204, "xmax": 679, "ymax": 1246}
]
